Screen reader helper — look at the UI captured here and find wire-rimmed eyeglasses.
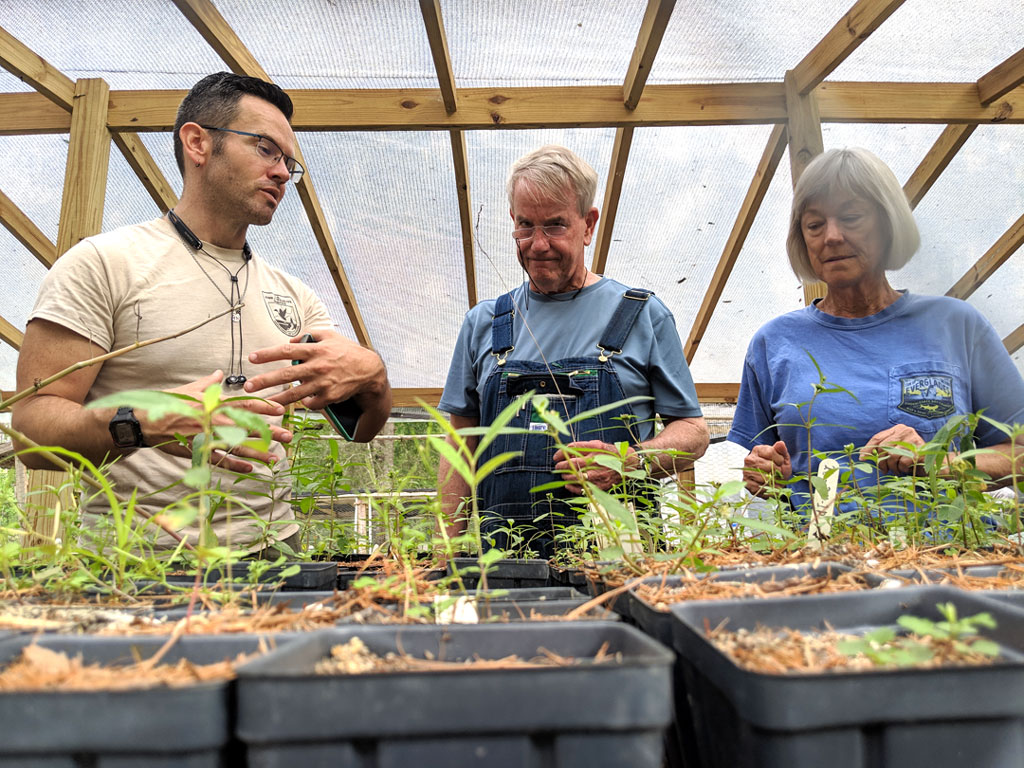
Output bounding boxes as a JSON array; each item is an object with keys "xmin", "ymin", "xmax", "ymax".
[
  {"xmin": 511, "ymin": 224, "xmax": 569, "ymax": 241},
  {"xmin": 201, "ymin": 126, "xmax": 305, "ymax": 183}
]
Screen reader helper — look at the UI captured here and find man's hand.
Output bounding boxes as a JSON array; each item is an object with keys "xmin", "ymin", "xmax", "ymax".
[
  {"xmin": 141, "ymin": 370, "xmax": 290, "ymax": 474},
  {"xmin": 742, "ymin": 440, "xmax": 792, "ymax": 497},
  {"xmin": 244, "ymin": 330, "xmax": 388, "ymax": 411},
  {"xmin": 860, "ymin": 424, "xmax": 926, "ymax": 475},
  {"xmin": 553, "ymin": 440, "xmax": 638, "ymax": 495}
]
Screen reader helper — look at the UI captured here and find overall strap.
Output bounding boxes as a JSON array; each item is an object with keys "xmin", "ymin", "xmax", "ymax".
[
  {"xmin": 490, "ymin": 291, "xmax": 516, "ymax": 364},
  {"xmin": 597, "ymin": 288, "xmax": 652, "ymax": 360}
]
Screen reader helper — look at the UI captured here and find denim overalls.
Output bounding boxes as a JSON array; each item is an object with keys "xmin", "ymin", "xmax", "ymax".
[{"xmin": 476, "ymin": 287, "xmax": 654, "ymax": 557}]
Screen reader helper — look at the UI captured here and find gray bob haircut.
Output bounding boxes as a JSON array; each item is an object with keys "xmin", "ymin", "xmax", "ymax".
[
  {"xmin": 506, "ymin": 145, "xmax": 598, "ymax": 218},
  {"xmin": 786, "ymin": 147, "xmax": 920, "ymax": 282}
]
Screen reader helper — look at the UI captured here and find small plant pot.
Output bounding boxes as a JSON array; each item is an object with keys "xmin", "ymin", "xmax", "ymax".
[
  {"xmin": 549, "ymin": 563, "xmax": 590, "ymax": 589},
  {"xmin": 670, "ymin": 585, "xmax": 1024, "ymax": 768},
  {"xmin": 0, "ymin": 634, "xmax": 281, "ymax": 766},
  {"xmin": 158, "ymin": 562, "xmax": 338, "ymax": 591},
  {"xmin": 235, "ymin": 622, "xmax": 674, "ymax": 767},
  {"xmin": 448, "ymin": 557, "xmax": 552, "ymax": 589}
]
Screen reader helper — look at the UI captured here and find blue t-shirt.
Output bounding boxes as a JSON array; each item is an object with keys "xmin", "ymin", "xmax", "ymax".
[
  {"xmin": 729, "ymin": 291, "xmax": 1024, "ymax": 510},
  {"xmin": 439, "ymin": 277, "xmax": 702, "ymax": 441}
]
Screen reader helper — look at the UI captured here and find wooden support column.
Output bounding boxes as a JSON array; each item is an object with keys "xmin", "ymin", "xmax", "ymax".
[
  {"xmin": 623, "ymin": 0, "xmax": 676, "ymax": 109},
  {"xmin": 684, "ymin": 125, "xmax": 788, "ymax": 362},
  {"xmin": 785, "ymin": 70, "xmax": 828, "ymax": 305},
  {"xmin": 591, "ymin": 126, "xmax": 634, "ymax": 275},
  {"xmin": 0, "ymin": 188, "xmax": 57, "ymax": 268},
  {"xmin": 57, "ymin": 78, "xmax": 111, "ymax": 256},
  {"xmin": 903, "ymin": 124, "xmax": 976, "ymax": 209},
  {"xmin": 946, "ymin": 213, "xmax": 1024, "ymax": 300}
]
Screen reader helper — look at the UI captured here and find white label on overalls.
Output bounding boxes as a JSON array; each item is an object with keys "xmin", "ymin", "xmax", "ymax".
[{"xmin": 529, "ymin": 422, "xmax": 547, "ymax": 431}]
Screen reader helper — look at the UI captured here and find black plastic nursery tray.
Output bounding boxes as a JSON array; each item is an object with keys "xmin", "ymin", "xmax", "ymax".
[
  {"xmin": 156, "ymin": 561, "xmax": 338, "ymax": 591},
  {"xmin": 235, "ymin": 622, "xmax": 673, "ymax": 767},
  {"xmin": 0, "ymin": 633, "xmax": 287, "ymax": 767},
  {"xmin": 670, "ymin": 585, "xmax": 1024, "ymax": 768},
  {"xmin": 447, "ymin": 557, "xmax": 551, "ymax": 589}
]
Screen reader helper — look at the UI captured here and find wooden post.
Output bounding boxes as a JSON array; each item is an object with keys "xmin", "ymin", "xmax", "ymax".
[
  {"xmin": 785, "ymin": 70, "xmax": 828, "ymax": 305},
  {"xmin": 22, "ymin": 77, "xmax": 112, "ymax": 545}
]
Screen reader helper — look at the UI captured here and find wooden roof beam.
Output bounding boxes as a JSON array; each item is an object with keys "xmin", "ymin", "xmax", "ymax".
[
  {"xmin": 57, "ymin": 78, "xmax": 111, "ymax": 256},
  {"xmin": 790, "ymin": 0, "xmax": 905, "ymax": 95},
  {"xmin": 418, "ymin": 0, "xmax": 458, "ymax": 114},
  {"xmin": 0, "ymin": 27, "xmax": 176, "ymax": 213},
  {"xmin": 902, "ymin": 124, "xmax": 976, "ymax": 209},
  {"xmin": 946, "ymin": 213, "xmax": 1024, "ymax": 300},
  {"xmin": 172, "ymin": 0, "xmax": 373, "ymax": 348},
  {"xmin": 417, "ymin": 1, "xmax": 476, "ymax": 306},
  {"xmin": 977, "ymin": 47, "xmax": 1024, "ymax": 106},
  {"xmin": 623, "ymin": 0, "xmax": 676, "ymax": 110},
  {"xmin": 5, "ymin": 82, "xmax": 1022, "ymax": 136},
  {"xmin": 0, "ymin": 314, "xmax": 24, "ymax": 350},
  {"xmin": 683, "ymin": 125, "xmax": 788, "ymax": 362},
  {"xmin": 784, "ymin": 70, "xmax": 827, "ymax": 305},
  {"xmin": 591, "ymin": 127, "xmax": 634, "ymax": 275},
  {"xmin": 0, "ymin": 188, "xmax": 57, "ymax": 267},
  {"xmin": 449, "ymin": 130, "xmax": 477, "ymax": 307},
  {"xmin": 1004, "ymin": 323, "xmax": 1024, "ymax": 356}
]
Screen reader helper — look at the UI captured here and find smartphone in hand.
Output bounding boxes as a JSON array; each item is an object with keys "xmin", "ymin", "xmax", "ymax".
[{"xmin": 293, "ymin": 333, "xmax": 362, "ymax": 441}]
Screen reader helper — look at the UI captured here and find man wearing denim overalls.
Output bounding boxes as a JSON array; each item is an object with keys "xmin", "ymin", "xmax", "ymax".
[{"xmin": 438, "ymin": 146, "xmax": 709, "ymax": 558}]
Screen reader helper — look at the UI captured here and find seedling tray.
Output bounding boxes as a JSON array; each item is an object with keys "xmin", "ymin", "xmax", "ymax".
[
  {"xmin": 447, "ymin": 557, "xmax": 551, "ymax": 589},
  {"xmin": 0, "ymin": 634, "xmax": 283, "ymax": 766},
  {"xmin": 235, "ymin": 622, "xmax": 673, "ymax": 767},
  {"xmin": 670, "ymin": 585, "xmax": 1024, "ymax": 768}
]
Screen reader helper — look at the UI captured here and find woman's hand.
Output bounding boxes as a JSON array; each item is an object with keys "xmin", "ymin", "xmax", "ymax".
[
  {"xmin": 742, "ymin": 440, "xmax": 792, "ymax": 497},
  {"xmin": 860, "ymin": 424, "xmax": 926, "ymax": 475}
]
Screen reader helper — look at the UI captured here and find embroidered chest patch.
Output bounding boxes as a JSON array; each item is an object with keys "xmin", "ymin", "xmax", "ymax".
[
  {"xmin": 263, "ymin": 291, "xmax": 301, "ymax": 336},
  {"xmin": 897, "ymin": 374, "xmax": 955, "ymax": 419}
]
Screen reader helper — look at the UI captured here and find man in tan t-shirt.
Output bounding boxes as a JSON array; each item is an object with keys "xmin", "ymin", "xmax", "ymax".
[{"xmin": 13, "ymin": 73, "xmax": 392, "ymax": 554}]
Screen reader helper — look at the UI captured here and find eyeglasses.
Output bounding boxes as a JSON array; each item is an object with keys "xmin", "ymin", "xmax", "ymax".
[
  {"xmin": 201, "ymin": 126, "xmax": 305, "ymax": 183},
  {"xmin": 512, "ymin": 224, "xmax": 569, "ymax": 241}
]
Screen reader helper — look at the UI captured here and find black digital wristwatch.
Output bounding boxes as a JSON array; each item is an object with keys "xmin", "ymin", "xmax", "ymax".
[{"xmin": 109, "ymin": 406, "xmax": 147, "ymax": 449}]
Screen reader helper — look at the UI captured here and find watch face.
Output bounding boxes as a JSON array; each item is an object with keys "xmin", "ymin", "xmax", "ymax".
[{"xmin": 113, "ymin": 423, "xmax": 135, "ymax": 443}]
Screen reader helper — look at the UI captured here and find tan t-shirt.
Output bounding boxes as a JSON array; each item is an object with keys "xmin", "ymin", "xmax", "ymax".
[{"xmin": 30, "ymin": 216, "xmax": 333, "ymax": 550}]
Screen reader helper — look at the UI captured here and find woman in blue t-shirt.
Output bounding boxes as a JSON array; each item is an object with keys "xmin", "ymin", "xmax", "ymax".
[{"xmin": 729, "ymin": 147, "xmax": 1024, "ymax": 517}]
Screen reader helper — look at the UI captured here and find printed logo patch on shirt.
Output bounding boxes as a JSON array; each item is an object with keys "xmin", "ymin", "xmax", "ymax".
[
  {"xmin": 263, "ymin": 291, "xmax": 301, "ymax": 336},
  {"xmin": 897, "ymin": 374, "xmax": 955, "ymax": 419}
]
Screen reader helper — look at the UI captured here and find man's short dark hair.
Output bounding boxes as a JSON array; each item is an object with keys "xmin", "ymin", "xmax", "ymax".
[{"xmin": 173, "ymin": 72, "xmax": 294, "ymax": 175}]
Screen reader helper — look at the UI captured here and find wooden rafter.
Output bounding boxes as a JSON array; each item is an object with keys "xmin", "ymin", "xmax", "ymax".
[
  {"xmin": 1004, "ymin": 323, "xmax": 1024, "ymax": 355},
  {"xmin": 683, "ymin": 125, "xmax": 788, "ymax": 362},
  {"xmin": 449, "ymin": 130, "xmax": 477, "ymax": 307},
  {"xmin": 902, "ymin": 124, "xmax": 976, "ymax": 209},
  {"xmin": 392, "ymin": 383, "xmax": 740, "ymax": 408},
  {"xmin": 56, "ymin": 79, "xmax": 110, "ymax": 257},
  {"xmin": 4, "ymin": 83, "xmax": 1022, "ymax": 137},
  {"xmin": 418, "ymin": 0, "xmax": 458, "ymax": 114},
  {"xmin": 0, "ymin": 188, "xmax": 56, "ymax": 267},
  {"xmin": 0, "ymin": 314, "xmax": 24, "ymax": 350},
  {"xmin": 623, "ymin": 0, "xmax": 675, "ymax": 110},
  {"xmin": 172, "ymin": 0, "xmax": 373, "ymax": 348},
  {"xmin": 790, "ymin": 0, "xmax": 905, "ymax": 95},
  {"xmin": 416, "ymin": 0, "xmax": 475, "ymax": 307},
  {"xmin": 591, "ymin": 127, "xmax": 634, "ymax": 275},
  {"xmin": 0, "ymin": 26, "xmax": 176, "ymax": 216},
  {"xmin": 946, "ymin": 213, "xmax": 1024, "ymax": 300},
  {"xmin": 977, "ymin": 47, "xmax": 1024, "ymax": 106},
  {"xmin": 784, "ymin": 71, "xmax": 828, "ymax": 305}
]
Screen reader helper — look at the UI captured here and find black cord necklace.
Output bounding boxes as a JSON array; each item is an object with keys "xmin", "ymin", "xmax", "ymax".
[
  {"xmin": 515, "ymin": 240, "xmax": 588, "ymax": 311},
  {"xmin": 167, "ymin": 209, "xmax": 252, "ymax": 388}
]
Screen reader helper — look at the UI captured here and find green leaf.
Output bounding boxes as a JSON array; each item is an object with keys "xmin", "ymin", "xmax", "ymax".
[
  {"xmin": 598, "ymin": 545, "xmax": 624, "ymax": 561},
  {"xmin": 970, "ymin": 639, "xmax": 1001, "ymax": 657},
  {"xmin": 213, "ymin": 425, "xmax": 248, "ymax": 446},
  {"xmin": 220, "ymin": 407, "xmax": 272, "ymax": 436},
  {"xmin": 568, "ymin": 396, "xmax": 652, "ymax": 425},
  {"xmin": 474, "ymin": 451, "xmax": 523, "ymax": 483},
  {"xmin": 183, "ymin": 465, "xmax": 211, "ymax": 488},
  {"xmin": 897, "ymin": 615, "xmax": 940, "ymax": 638},
  {"xmin": 477, "ymin": 548, "xmax": 506, "ymax": 568},
  {"xmin": 88, "ymin": 390, "xmax": 196, "ymax": 420},
  {"xmin": 714, "ymin": 480, "xmax": 745, "ymax": 499},
  {"xmin": 202, "ymin": 383, "xmax": 222, "ymax": 412},
  {"xmin": 810, "ymin": 476, "xmax": 829, "ymax": 499},
  {"xmin": 431, "ymin": 439, "xmax": 474, "ymax": 487}
]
